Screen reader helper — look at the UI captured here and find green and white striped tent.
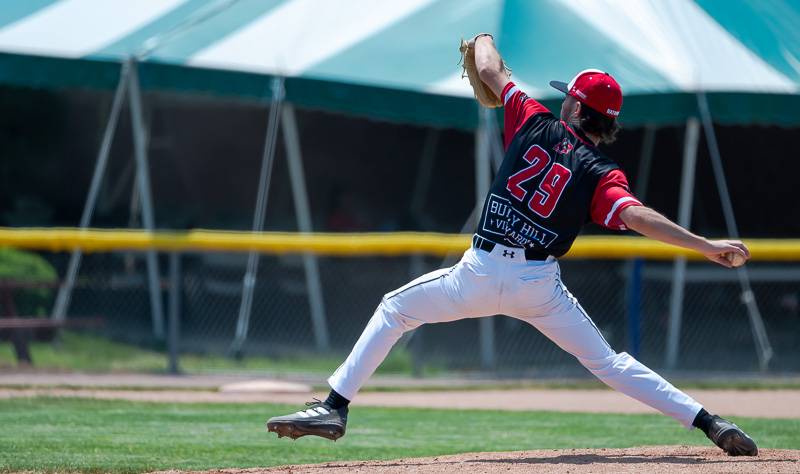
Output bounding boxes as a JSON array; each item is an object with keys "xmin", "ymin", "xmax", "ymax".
[{"xmin": 0, "ymin": 0, "xmax": 798, "ymax": 128}]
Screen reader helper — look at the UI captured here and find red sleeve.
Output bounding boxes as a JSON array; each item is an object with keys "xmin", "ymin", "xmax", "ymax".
[
  {"xmin": 501, "ymin": 82, "xmax": 550, "ymax": 151},
  {"xmin": 590, "ymin": 169, "xmax": 643, "ymax": 230}
]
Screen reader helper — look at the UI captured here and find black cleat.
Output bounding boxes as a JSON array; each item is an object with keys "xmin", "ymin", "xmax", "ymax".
[
  {"xmin": 266, "ymin": 400, "xmax": 348, "ymax": 441},
  {"xmin": 706, "ymin": 415, "xmax": 758, "ymax": 456}
]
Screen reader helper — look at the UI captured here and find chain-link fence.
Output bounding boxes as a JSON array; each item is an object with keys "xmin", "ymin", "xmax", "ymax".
[{"xmin": 1, "ymin": 248, "xmax": 798, "ymax": 375}]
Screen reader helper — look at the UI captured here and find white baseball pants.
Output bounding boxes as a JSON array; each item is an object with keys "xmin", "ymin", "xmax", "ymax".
[{"xmin": 328, "ymin": 242, "xmax": 703, "ymax": 428}]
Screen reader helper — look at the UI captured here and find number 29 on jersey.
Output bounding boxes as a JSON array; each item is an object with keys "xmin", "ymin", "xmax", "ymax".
[{"xmin": 505, "ymin": 144, "xmax": 571, "ymax": 218}]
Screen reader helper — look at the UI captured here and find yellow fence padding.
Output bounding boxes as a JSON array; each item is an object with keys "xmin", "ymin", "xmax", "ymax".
[{"xmin": 0, "ymin": 227, "xmax": 799, "ymax": 260}]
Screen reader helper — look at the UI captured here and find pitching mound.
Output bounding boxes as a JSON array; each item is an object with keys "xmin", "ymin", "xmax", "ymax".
[{"xmin": 152, "ymin": 446, "xmax": 799, "ymax": 473}]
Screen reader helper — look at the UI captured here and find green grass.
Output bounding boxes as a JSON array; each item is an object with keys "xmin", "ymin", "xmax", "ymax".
[
  {"xmin": 3, "ymin": 333, "xmax": 799, "ymax": 392},
  {"xmin": 0, "ymin": 398, "xmax": 798, "ymax": 473},
  {"xmin": 0, "ymin": 332, "xmax": 166, "ymax": 372},
  {"xmin": 0, "ymin": 332, "xmax": 414, "ymax": 375}
]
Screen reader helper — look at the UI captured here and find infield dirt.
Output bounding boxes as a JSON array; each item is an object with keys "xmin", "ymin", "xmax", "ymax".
[
  {"xmin": 150, "ymin": 446, "xmax": 799, "ymax": 473},
  {"xmin": 3, "ymin": 387, "xmax": 799, "ymax": 419}
]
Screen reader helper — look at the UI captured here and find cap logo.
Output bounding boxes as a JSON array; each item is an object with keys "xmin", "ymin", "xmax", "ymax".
[
  {"xmin": 606, "ymin": 109, "xmax": 620, "ymax": 117},
  {"xmin": 573, "ymin": 88, "xmax": 587, "ymax": 100},
  {"xmin": 553, "ymin": 138, "xmax": 574, "ymax": 155}
]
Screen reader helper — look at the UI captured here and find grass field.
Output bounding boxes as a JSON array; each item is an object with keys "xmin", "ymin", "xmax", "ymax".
[
  {"xmin": 1, "ymin": 397, "xmax": 798, "ymax": 473},
  {"xmin": 3, "ymin": 334, "xmax": 800, "ymax": 392},
  {"xmin": 0, "ymin": 332, "xmax": 416, "ymax": 375}
]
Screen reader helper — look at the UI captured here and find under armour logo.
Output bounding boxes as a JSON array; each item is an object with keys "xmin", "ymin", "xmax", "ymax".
[{"xmin": 502, "ymin": 250, "xmax": 515, "ymax": 258}]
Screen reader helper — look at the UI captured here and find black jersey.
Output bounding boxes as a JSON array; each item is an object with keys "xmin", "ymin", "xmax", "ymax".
[{"xmin": 475, "ymin": 83, "xmax": 635, "ymax": 258}]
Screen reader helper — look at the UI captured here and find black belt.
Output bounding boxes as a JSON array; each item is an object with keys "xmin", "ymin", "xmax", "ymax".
[{"xmin": 472, "ymin": 235, "xmax": 550, "ymax": 261}]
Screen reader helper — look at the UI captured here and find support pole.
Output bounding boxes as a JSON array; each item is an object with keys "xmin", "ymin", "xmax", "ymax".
[
  {"xmin": 168, "ymin": 252, "xmax": 181, "ymax": 374},
  {"xmin": 441, "ymin": 108, "xmax": 501, "ymax": 267},
  {"xmin": 404, "ymin": 129, "xmax": 441, "ymax": 372},
  {"xmin": 430, "ymin": 109, "xmax": 497, "ymax": 368},
  {"xmin": 281, "ymin": 104, "xmax": 329, "ymax": 352},
  {"xmin": 52, "ymin": 62, "xmax": 130, "ymax": 321},
  {"xmin": 476, "ymin": 108, "xmax": 495, "ymax": 370},
  {"xmin": 128, "ymin": 58, "xmax": 165, "ymax": 340},
  {"xmin": 625, "ymin": 125, "xmax": 656, "ymax": 357},
  {"xmin": 409, "ymin": 130, "xmax": 439, "ymax": 277},
  {"xmin": 484, "ymin": 108, "xmax": 505, "ymax": 172},
  {"xmin": 696, "ymin": 93, "xmax": 773, "ymax": 370},
  {"xmin": 410, "ymin": 130, "xmax": 439, "ymax": 219},
  {"xmin": 665, "ymin": 118, "xmax": 700, "ymax": 369},
  {"xmin": 231, "ymin": 77, "xmax": 284, "ymax": 355},
  {"xmin": 475, "ymin": 108, "xmax": 492, "ymax": 223}
]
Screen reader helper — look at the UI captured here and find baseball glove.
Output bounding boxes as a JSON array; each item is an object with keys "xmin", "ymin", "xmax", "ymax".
[{"xmin": 459, "ymin": 36, "xmax": 510, "ymax": 108}]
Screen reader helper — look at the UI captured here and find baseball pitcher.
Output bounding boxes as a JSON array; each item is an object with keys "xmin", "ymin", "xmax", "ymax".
[{"xmin": 267, "ymin": 34, "xmax": 757, "ymax": 457}]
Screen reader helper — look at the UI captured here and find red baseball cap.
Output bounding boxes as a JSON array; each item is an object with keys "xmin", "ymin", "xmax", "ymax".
[{"xmin": 550, "ymin": 69, "xmax": 622, "ymax": 118}]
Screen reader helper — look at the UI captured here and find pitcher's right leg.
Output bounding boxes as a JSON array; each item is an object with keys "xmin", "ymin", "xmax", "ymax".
[
  {"xmin": 328, "ymin": 299, "xmax": 424, "ymax": 401},
  {"xmin": 268, "ymin": 250, "xmax": 496, "ymax": 440},
  {"xmin": 266, "ymin": 298, "xmax": 425, "ymax": 441},
  {"xmin": 329, "ymin": 251, "xmax": 496, "ymax": 400}
]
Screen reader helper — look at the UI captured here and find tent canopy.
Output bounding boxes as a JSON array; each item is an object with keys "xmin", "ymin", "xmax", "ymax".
[{"xmin": 0, "ymin": 0, "xmax": 798, "ymax": 129}]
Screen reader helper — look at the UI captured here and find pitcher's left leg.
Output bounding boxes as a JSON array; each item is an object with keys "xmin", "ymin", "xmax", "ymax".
[
  {"xmin": 508, "ymin": 273, "xmax": 702, "ymax": 427},
  {"xmin": 522, "ymin": 303, "xmax": 702, "ymax": 428},
  {"xmin": 510, "ymin": 277, "xmax": 757, "ymax": 455}
]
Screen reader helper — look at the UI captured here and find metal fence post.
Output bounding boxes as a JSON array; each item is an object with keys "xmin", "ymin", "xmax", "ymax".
[
  {"xmin": 626, "ymin": 258, "xmax": 643, "ymax": 358},
  {"xmin": 168, "ymin": 252, "xmax": 182, "ymax": 375}
]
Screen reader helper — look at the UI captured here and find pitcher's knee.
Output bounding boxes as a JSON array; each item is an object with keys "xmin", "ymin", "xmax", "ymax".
[
  {"xmin": 579, "ymin": 351, "xmax": 636, "ymax": 376},
  {"xmin": 375, "ymin": 300, "xmax": 423, "ymax": 333}
]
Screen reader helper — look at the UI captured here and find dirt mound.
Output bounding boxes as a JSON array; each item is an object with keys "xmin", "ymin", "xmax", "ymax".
[{"xmin": 152, "ymin": 446, "xmax": 800, "ymax": 473}]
